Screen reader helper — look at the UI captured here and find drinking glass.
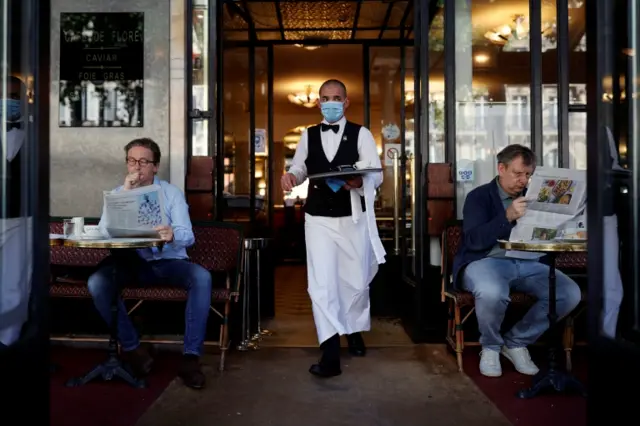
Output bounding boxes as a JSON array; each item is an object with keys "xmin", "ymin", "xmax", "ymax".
[{"xmin": 63, "ymin": 219, "xmax": 75, "ymax": 238}]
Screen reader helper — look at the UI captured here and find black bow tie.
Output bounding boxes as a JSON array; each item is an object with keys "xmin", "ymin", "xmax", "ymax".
[{"xmin": 321, "ymin": 123, "xmax": 339, "ymax": 133}]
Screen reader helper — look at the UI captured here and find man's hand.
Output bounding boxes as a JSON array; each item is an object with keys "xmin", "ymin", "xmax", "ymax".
[
  {"xmin": 124, "ymin": 172, "xmax": 140, "ymax": 190},
  {"xmin": 281, "ymin": 173, "xmax": 297, "ymax": 192},
  {"xmin": 343, "ymin": 176, "xmax": 363, "ymax": 190},
  {"xmin": 506, "ymin": 197, "xmax": 528, "ymax": 222},
  {"xmin": 154, "ymin": 225, "xmax": 174, "ymax": 242}
]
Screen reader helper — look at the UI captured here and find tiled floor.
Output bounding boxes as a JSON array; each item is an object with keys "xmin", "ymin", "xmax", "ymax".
[
  {"xmin": 136, "ymin": 346, "xmax": 511, "ymax": 426},
  {"xmin": 260, "ymin": 265, "xmax": 413, "ymax": 348}
]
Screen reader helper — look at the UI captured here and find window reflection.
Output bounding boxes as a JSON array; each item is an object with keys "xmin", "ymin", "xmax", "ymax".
[
  {"xmin": 191, "ymin": 2, "xmax": 209, "ymax": 156},
  {"xmin": 453, "ymin": 0, "xmax": 587, "ymax": 215},
  {"xmin": 0, "ymin": 1, "xmax": 35, "ymax": 348}
]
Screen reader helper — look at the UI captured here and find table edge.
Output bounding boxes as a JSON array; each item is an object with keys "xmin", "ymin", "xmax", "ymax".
[
  {"xmin": 498, "ymin": 240, "xmax": 587, "ymax": 252},
  {"xmin": 61, "ymin": 239, "xmax": 164, "ymax": 249}
]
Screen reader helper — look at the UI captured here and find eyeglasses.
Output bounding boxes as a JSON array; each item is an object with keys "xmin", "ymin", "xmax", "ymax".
[{"xmin": 126, "ymin": 157, "xmax": 156, "ymax": 167}]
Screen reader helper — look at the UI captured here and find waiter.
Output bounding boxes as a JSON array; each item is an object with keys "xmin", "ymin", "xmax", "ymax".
[
  {"xmin": 281, "ymin": 79, "xmax": 386, "ymax": 377},
  {"xmin": 0, "ymin": 76, "xmax": 31, "ymax": 347}
]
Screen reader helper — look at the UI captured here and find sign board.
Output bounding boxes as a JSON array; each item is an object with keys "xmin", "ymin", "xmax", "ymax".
[
  {"xmin": 456, "ymin": 160, "xmax": 475, "ymax": 182},
  {"xmin": 384, "ymin": 143, "xmax": 402, "ymax": 166},
  {"xmin": 254, "ymin": 129, "xmax": 267, "ymax": 155},
  {"xmin": 59, "ymin": 12, "xmax": 144, "ymax": 127}
]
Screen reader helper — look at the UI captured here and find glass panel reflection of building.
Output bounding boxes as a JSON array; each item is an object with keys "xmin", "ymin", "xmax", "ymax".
[
  {"xmin": 59, "ymin": 81, "xmax": 143, "ymax": 127},
  {"xmin": 454, "ymin": 83, "xmax": 587, "ymax": 217}
]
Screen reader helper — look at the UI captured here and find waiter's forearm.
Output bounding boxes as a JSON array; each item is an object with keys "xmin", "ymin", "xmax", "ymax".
[{"xmin": 288, "ymin": 167, "xmax": 307, "ymax": 185}]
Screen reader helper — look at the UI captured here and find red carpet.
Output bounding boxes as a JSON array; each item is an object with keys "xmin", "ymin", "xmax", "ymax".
[
  {"xmin": 50, "ymin": 346, "xmax": 180, "ymax": 426},
  {"xmin": 463, "ymin": 347, "xmax": 587, "ymax": 426}
]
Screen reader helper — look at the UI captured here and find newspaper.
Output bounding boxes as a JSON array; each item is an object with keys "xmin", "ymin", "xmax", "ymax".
[
  {"xmin": 102, "ymin": 184, "xmax": 167, "ymax": 238},
  {"xmin": 509, "ymin": 166, "xmax": 587, "ymax": 245}
]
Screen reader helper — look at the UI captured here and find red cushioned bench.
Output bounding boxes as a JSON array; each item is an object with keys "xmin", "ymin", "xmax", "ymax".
[{"xmin": 49, "ymin": 219, "xmax": 244, "ymax": 371}]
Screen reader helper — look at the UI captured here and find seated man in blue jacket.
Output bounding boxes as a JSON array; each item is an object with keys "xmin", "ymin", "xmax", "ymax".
[{"xmin": 453, "ymin": 144, "xmax": 581, "ymax": 377}]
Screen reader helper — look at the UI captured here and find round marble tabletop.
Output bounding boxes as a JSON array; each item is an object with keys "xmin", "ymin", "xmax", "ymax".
[
  {"xmin": 62, "ymin": 237, "xmax": 164, "ymax": 250},
  {"xmin": 498, "ymin": 239, "xmax": 587, "ymax": 253},
  {"xmin": 49, "ymin": 234, "xmax": 65, "ymax": 246}
]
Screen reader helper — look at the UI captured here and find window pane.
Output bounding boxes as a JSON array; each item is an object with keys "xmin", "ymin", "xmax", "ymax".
[
  {"xmin": 1, "ymin": 0, "xmax": 35, "ymax": 348},
  {"xmin": 454, "ymin": 1, "xmax": 532, "ymax": 217}
]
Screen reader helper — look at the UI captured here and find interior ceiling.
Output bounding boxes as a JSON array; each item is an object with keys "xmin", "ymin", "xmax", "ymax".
[
  {"xmin": 217, "ymin": 0, "xmax": 586, "ymax": 104},
  {"xmin": 223, "ymin": 0, "xmax": 413, "ymax": 41}
]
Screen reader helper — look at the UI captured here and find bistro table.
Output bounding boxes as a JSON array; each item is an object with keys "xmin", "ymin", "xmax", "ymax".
[
  {"xmin": 49, "ymin": 234, "xmax": 64, "ymax": 246},
  {"xmin": 498, "ymin": 239, "xmax": 587, "ymax": 399},
  {"xmin": 51, "ymin": 236, "xmax": 163, "ymax": 388}
]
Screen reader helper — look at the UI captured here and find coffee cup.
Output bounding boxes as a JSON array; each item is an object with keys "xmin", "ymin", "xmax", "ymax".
[{"xmin": 71, "ymin": 217, "xmax": 84, "ymax": 236}]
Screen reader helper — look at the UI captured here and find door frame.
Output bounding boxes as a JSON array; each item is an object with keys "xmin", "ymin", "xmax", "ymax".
[
  {"xmin": 586, "ymin": 0, "xmax": 640, "ymax": 420},
  {"xmin": 188, "ymin": 0, "xmax": 436, "ymax": 339}
]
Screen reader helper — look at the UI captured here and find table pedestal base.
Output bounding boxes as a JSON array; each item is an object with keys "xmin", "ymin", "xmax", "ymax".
[
  {"xmin": 66, "ymin": 258, "xmax": 146, "ymax": 388},
  {"xmin": 517, "ymin": 367, "xmax": 587, "ymax": 399},
  {"xmin": 65, "ymin": 351, "xmax": 146, "ymax": 388}
]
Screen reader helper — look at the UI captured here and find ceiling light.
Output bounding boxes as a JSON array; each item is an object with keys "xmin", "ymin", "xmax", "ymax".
[
  {"xmin": 287, "ymin": 86, "xmax": 318, "ymax": 108},
  {"xmin": 475, "ymin": 54, "xmax": 489, "ymax": 63},
  {"xmin": 293, "ymin": 44, "xmax": 325, "ymax": 51}
]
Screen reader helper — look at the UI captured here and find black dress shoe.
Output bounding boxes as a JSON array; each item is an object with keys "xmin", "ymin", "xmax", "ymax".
[
  {"xmin": 309, "ymin": 362, "xmax": 342, "ymax": 377},
  {"xmin": 347, "ymin": 333, "xmax": 366, "ymax": 357},
  {"xmin": 310, "ymin": 334, "xmax": 341, "ymax": 378},
  {"xmin": 178, "ymin": 355, "xmax": 206, "ymax": 389},
  {"xmin": 122, "ymin": 343, "xmax": 154, "ymax": 377}
]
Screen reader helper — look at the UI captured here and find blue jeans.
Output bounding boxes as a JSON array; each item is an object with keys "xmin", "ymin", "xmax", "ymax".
[
  {"xmin": 462, "ymin": 257, "xmax": 582, "ymax": 352},
  {"xmin": 87, "ymin": 255, "xmax": 212, "ymax": 356}
]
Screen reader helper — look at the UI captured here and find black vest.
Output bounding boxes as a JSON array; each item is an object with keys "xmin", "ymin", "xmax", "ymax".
[
  {"xmin": 304, "ymin": 121, "xmax": 366, "ymax": 218},
  {"xmin": 0, "ymin": 128, "xmax": 24, "ymax": 219}
]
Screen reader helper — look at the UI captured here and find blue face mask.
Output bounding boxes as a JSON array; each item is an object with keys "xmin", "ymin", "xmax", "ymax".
[
  {"xmin": 320, "ymin": 101, "xmax": 344, "ymax": 123},
  {"xmin": 0, "ymin": 99, "xmax": 21, "ymax": 122}
]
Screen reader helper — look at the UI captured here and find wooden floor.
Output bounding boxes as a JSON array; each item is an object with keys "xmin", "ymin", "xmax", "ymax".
[{"xmin": 260, "ymin": 265, "xmax": 413, "ymax": 348}]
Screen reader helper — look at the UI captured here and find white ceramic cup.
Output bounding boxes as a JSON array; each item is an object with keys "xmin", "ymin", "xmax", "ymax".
[{"xmin": 71, "ymin": 217, "xmax": 84, "ymax": 236}]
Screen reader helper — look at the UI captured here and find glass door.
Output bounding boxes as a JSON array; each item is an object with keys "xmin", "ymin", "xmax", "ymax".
[
  {"xmin": 186, "ymin": 0, "xmax": 218, "ymax": 220},
  {"xmin": 0, "ymin": 0, "xmax": 50, "ymax": 417},
  {"xmin": 599, "ymin": 0, "xmax": 640, "ymax": 344},
  {"xmin": 403, "ymin": 0, "xmax": 429, "ymax": 284},
  {"xmin": 587, "ymin": 0, "xmax": 640, "ymax": 419}
]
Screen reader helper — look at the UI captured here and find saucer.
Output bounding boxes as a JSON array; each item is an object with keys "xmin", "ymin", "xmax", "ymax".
[{"xmin": 78, "ymin": 234, "xmax": 105, "ymax": 240}]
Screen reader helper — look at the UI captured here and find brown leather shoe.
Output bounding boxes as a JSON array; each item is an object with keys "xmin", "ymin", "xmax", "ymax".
[
  {"xmin": 122, "ymin": 344, "xmax": 154, "ymax": 377},
  {"xmin": 178, "ymin": 355, "xmax": 206, "ymax": 389}
]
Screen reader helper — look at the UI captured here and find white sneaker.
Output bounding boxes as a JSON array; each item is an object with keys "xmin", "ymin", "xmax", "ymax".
[
  {"xmin": 479, "ymin": 349, "xmax": 502, "ymax": 377},
  {"xmin": 501, "ymin": 347, "xmax": 539, "ymax": 376}
]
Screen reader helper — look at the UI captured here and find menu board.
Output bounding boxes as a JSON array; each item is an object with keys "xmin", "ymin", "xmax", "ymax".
[{"xmin": 59, "ymin": 12, "xmax": 144, "ymax": 127}]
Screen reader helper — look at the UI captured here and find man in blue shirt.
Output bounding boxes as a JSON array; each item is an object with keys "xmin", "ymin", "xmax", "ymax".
[
  {"xmin": 89, "ymin": 138, "xmax": 211, "ymax": 389},
  {"xmin": 453, "ymin": 144, "xmax": 581, "ymax": 378}
]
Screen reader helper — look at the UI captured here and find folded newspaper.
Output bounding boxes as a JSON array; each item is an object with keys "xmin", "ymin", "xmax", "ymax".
[
  {"xmin": 102, "ymin": 184, "xmax": 167, "ymax": 238},
  {"xmin": 507, "ymin": 167, "xmax": 586, "ymax": 256}
]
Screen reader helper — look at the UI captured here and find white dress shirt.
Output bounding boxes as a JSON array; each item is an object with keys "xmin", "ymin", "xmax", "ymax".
[
  {"xmin": 288, "ymin": 116, "xmax": 383, "ymax": 194},
  {"xmin": 289, "ymin": 116, "xmax": 386, "ymax": 264},
  {"xmin": 99, "ymin": 177, "xmax": 195, "ymax": 261}
]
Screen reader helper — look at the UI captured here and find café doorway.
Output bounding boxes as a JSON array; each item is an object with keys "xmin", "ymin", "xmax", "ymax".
[{"xmin": 186, "ymin": 0, "xmax": 432, "ymax": 343}]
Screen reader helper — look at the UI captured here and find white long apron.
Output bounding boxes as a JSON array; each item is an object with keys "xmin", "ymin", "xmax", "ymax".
[
  {"xmin": 0, "ymin": 216, "xmax": 33, "ymax": 346},
  {"xmin": 305, "ymin": 173, "xmax": 386, "ymax": 345}
]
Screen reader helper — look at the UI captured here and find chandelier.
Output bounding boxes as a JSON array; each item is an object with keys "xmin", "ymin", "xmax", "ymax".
[
  {"xmin": 283, "ymin": 124, "xmax": 314, "ymax": 149},
  {"xmin": 484, "ymin": 14, "xmax": 557, "ymax": 51},
  {"xmin": 287, "ymin": 86, "xmax": 318, "ymax": 108},
  {"xmin": 293, "ymin": 43, "xmax": 326, "ymax": 51}
]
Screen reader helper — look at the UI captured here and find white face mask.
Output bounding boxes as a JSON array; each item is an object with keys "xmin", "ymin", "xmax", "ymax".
[{"xmin": 4, "ymin": 128, "xmax": 25, "ymax": 161}]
